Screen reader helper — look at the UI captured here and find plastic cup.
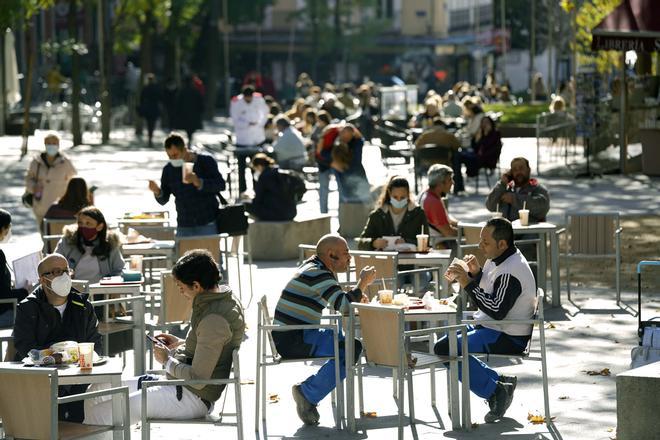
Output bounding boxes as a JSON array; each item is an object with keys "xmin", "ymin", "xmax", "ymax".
[
  {"xmin": 378, "ymin": 289, "xmax": 393, "ymax": 305},
  {"xmin": 416, "ymin": 234, "xmax": 429, "ymax": 251},
  {"xmin": 78, "ymin": 343, "xmax": 95, "ymax": 370},
  {"xmin": 491, "ymin": 211, "xmax": 503, "ymax": 218},
  {"xmin": 182, "ymin": 163, "xmax": 194, "ymax": 182},
  {"xmin": 518, "ymin": 209, "xmax": 530, "ymax": 226},
  {"xmin": 130, "ymin": 255, "xmax": 143, "ymax": 272}
]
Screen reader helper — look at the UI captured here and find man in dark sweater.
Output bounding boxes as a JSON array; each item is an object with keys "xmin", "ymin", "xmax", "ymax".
[{"xmin": 148, "ymin": 133, "xmax": 225, "ymax": 237}]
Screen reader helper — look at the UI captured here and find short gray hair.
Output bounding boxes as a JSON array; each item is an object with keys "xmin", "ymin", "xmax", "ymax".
[{"xmin": 427, "ymin": 164, "xmax": 453, "ymax": 188}]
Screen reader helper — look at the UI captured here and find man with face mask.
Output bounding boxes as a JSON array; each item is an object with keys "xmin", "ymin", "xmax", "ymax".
[
  {"xmin": 148, "ymin": 132, "xmax": 226, "ymax": 237},
  {"xmin": 23, "ymin": 133, "xmax": 77, "ymax": 229},
  {"xmin": 12, "ymin": 253, "xmax": 102, "ymax": 361},
  {"xmin": 485, "ymin": 157, "xmax": 550, "ymax": 223}
]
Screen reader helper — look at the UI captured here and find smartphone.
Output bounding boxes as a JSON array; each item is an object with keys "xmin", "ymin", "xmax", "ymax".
[
  {"xmin": 145, "ymin": 333, "xmax": 166, "ymax": 347},
  {"xmin": 89, "ymin": 185, "xmax": 98, "ymax": 193},
  {"xmin": 504, "ymin": 171, "xmax": 513, "ymax": 182}
]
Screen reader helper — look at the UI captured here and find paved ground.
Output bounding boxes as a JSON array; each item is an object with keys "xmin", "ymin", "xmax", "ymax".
[{"xmin": 1, "ymin": 121, "xmax": 659, "ymax": 439}]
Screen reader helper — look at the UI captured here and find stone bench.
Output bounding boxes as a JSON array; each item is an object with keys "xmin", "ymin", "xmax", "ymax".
[
  {"xmin": 248, "ymin": 214, "xmax": 331, "ymax": 260},
  {"xmin": 338, "ymin": 202, "xmax": 374, "ymax": 238},
  {"xmin": 616, "ymin": 360, "xmax": 660, "ymax": 440}
]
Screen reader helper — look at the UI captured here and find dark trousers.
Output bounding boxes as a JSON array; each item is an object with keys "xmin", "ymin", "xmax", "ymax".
[
  {"xmin": 452, "ymin": 149, "xmax": 479, "ymax": 193},
  {"xmin": 235, "ymin": 144, "xmax": 264, "ymax": 193}
]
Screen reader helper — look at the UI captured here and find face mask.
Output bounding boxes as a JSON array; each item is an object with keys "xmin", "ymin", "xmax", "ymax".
[
  {"xmin": 50, "ymin": 272, "xmax": 72, "ymax": 297},
  {"xmin": 169, "ymin": 159, "xmax": 184, "ymax": 167},
  {"xmin": 0, "ymin": 230, "xmax": 11, "ymax": 243},
  {"xmin": 45, "ymin": 144, "xmax": 59, "ymax": 157},
  {"xmin": 390, "ymin": 198, "xmax": 408, "ymax": 210},
  {"xmin": 79, "ymin": 226, "xmax": 98, "ymax": 241}
]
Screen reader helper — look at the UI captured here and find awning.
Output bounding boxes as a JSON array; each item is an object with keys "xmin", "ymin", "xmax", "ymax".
[{"xmin": 591, "ymin": 0, "xmax": 660, "ymax": 51}]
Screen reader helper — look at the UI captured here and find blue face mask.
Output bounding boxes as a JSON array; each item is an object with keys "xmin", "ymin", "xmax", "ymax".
[
  {"xmin": 390, "ymin": 198, "xmax": 408, "ymax": 210},
  {"xmin": 169, "ymin": 159, "xmax": 184, "ymax": 168},
  {"xmin": 45, "ymin": 144, "xmax": 59, "ymax": 157}
]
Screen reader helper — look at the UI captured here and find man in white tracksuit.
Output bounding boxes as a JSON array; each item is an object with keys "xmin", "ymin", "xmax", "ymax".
[
  {"xmin": 229, "ymin": 85, "xmax": 269, "ymax": 193},
  {"xmin": 436, "ymin": 217, "xmax": 536, "ymax": 423}
]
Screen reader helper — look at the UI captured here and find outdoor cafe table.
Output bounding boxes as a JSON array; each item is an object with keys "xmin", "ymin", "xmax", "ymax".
[
  {"xmin": 0, "ymin": 357, "xmax": 125, "ymax": 440},
  {"xmin": 458, "ymin": 220, "xmax": 561, "ymax": 306},
  {"xmin": 122, "ymin": 240, "xmax": 176, "ymax": 266},
  {"xmin": 344, "ymin": 303, "xmax": 469, "ymax": 432},
  {"xmin": 396, "ymin": 249, "xmax": 453, "ymax": 296},
  {"xmin": 89, "ymin": 280, "xmax": 146, "ymax": 375}
]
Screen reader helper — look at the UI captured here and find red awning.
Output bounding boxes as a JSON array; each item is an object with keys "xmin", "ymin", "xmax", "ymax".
[{"xmin": 591, "ymin": 0, "xmax": 660, "ymax": 51}]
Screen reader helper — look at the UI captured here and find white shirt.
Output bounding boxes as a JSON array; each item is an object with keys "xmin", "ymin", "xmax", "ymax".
[
  {"xmin": 273, "ymin": 127, "xmax": 307, "ymax": 163},
  {"xmin": 229, "ymin": 93, "xmax": 269, "ymax": 146},
  {"xmin": 54, "ymin": 302, "xmax": 68, "ymax": 318}
]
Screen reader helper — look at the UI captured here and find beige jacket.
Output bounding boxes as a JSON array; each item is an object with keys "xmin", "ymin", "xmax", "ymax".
[{"xmin": 25, "ymin": 153, "xmax": 77, "ymax": 221}]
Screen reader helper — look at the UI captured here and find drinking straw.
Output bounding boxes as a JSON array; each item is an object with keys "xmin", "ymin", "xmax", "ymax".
[
  {"xmin": 523, "ymin": 200, "xmax": 527, "ymax": 210},
  {"xmin": 496, "ymin": 203, "xmax": 499, "ymax": 212},
  {"xmin": 381, "ymin": 278, "xmax": 386, "ymax": 290}
]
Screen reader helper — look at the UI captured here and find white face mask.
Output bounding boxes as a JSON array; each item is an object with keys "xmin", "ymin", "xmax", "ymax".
[
  {"xmin": 169, "ymin": 159, "xmax": 184, "ymax": 167},
  {"xmin": 0, "ymin": 230, "xmax": 11, "ymax": 243},
  {"xmin": 49, "ymin": 272, "xmax": 72, "ymax": 297},
  {"xmin": 390, "ymin": 198, "xmax": 408, "ymax": 210},
  {"xmin": 253, "ymin": 170, "xmax": 261, "ymax": 181},
  {"xmin": 45, "ymin": 143, "xmax": 59, "ymax": 157}
]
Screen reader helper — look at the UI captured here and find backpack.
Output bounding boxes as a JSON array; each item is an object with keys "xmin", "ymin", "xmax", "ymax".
[{"xmin": 278, "ymin": 169, "xmax": 307, "ymax": 203}]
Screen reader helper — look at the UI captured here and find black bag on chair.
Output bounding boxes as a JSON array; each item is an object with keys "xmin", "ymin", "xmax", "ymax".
[{"xmin": 216, "ymin": 196, "xmax": 248, "ymax": 236}]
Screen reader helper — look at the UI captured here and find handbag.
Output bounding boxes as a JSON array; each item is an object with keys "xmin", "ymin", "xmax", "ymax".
[{"xmin": 215, "ymin": 194, "xmax": 248, "ymax": 236}]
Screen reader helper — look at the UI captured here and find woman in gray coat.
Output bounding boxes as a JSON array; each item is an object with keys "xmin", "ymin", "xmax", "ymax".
[{"xmin": 54, "ymin": 206, "xmax": 124, "ymax": 284}]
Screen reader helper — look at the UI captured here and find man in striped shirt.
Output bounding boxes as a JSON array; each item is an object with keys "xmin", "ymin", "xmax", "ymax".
[{"xmin": 273, "ymin": 234, "xmax": 376, "ymax": 425}]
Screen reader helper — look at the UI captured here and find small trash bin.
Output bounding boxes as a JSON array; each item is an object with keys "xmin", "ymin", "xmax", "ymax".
[{"xmin": 640, "ymin": 128, "xmax": 660, "ymax": 176}]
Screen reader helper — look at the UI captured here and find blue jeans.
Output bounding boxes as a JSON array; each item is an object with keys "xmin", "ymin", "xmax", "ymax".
[
  {"xmin": 433, "ymin": 326, "xmax": 528, "ymax": 399},
  {"xmin": 318, "ymin": 169, "xmax": 331, "ymax": 213},
  {"xmin": 175, "ymin": 221, "xmax": 217, "ymax": 237},
  {"xmin": 299, "ymin": 329, "xmax": 349, "ymax": 405}
]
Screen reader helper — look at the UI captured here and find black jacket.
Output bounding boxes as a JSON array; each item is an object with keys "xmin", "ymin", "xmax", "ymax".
[
  {"xmin": 0, "ymin": 249, "xmax": 28, "ymax": 316},
  {"xmin": 12, "ymin": 286, "xmax": 102, "ymax": 361},
  {"xmin": 357, "ymin": 204, "xmax": 429, "ymax": 250},
  {"xmin": 247, "ymin": 167, "xmax": 296, "ymax": 221}
]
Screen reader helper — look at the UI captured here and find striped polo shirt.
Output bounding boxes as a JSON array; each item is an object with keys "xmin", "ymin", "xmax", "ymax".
[{"xmin": 274, "ymin": 256, "xmax": 362, "ymax": 326}]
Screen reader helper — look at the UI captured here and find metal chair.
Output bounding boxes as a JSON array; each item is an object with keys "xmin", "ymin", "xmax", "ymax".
[
  {"xmin": 141, "ymin": 348, "xmax": 244, "ymax": 440},
  {"xmin": 462, "ymin": 288, "xmax": 551, "ymax": 427},
  {"xmin": 350, "ymin": 303, "xmax": 471, "ymax": 439},
  {"xmin": 557, "ymin": 212, "xmax": 622, "ymax": 304},
  {"xmin": 254, "ymin": 296, "xmax": 343, "ymax": 431},
  {"xmin": 0, "ymin": 365, "xmax": 130, "ymax": 440}
]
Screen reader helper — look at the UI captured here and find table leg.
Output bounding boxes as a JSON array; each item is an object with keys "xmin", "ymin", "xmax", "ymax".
[
  {"xmin": 550, "ymin": 230, "xmax": 560, "ymax": 306},
  {"xmin": 133, "ymin": 298, "xmax": 146, "ymax": 375},
  {"xmin": 346, "ymin": 314, "xmax": 356, "ymax": 432},
  {"xmin": 111, "ymin": 375, "xmax": 123, "ymax": 440},
  {"xmin": 447, "ymin": 316, "xmax": 460, "ymax": 430},
  {"xmin": 538, "ymin": 233, "xmax": 548, "ymax": 295}
]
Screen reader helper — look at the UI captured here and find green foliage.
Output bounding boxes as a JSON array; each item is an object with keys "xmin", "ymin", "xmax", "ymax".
[
  {"xmin": 228, "ymin": 0, "xmax": 273, "ymax": 24},
  {"xmin": 0, "ymin": 0, "xmax": 54, "ymax": 30},
  {"xmin": 483, "ymin": 102, "xmax": 549, "ymax": 124},
  {"xmin": 42, "ymin": 39, "xmax": 88, "ymax": 57}
]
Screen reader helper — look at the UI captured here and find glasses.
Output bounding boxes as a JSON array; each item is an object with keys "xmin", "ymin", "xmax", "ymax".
[{"xmin": 41, "ymin": 268, "xmax": 71, "ymax": 277}]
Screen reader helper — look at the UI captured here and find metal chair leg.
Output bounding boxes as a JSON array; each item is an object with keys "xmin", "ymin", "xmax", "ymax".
[{"xmin": 407, "ymin": 368, "xmax": 415, "ymax": 425}]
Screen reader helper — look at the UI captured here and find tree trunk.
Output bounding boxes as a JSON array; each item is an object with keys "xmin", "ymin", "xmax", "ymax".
[
  {"xmin": 68, "ymin": 0, "xmax": 82, "ymax": 146},
  {"xmin": 20, "ymin": 23, "xmax": 35, "ymax": 158},
  {"xmin": 135, "ymin": 10, "xmax": 154, "ymax": 134},
  {"xmin": 333, "ymin": 0, "xmax": 341, "ymax": 81},
  {"xmin": 310, "ymin": 0, "xmax": 319, "ymax": 80},
  {"xmin": 99, "ymin": 0, "xmax": 111, "ymax": 143},
  {"xmin": 205, "ymin": 0, "xmax": 220, "ymax": 119}
]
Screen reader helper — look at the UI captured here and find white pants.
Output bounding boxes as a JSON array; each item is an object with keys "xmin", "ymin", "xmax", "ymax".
[{"xmin": 83, "ymin": 376, "xmax": 211, "ymax": 426}]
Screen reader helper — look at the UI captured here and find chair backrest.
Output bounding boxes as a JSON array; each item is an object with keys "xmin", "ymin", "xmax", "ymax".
[
  {"xmin": 42, "ymin": 218, "xmax": 74, "ymax": 237},
  {"xmin": 176, "ymin": 234, "xmax": 221, "ymax": 260},
  {"xmin": 298, "ymin": 244, "xmax": 317, "ymax": 264},
  {"xmin": 415, "ymin": 144, "xmax": 453, "ymax": 166},
  {"xmin": 457, "ymin": 223, "xmax": 486, "ymax": 266},
  {"xmin": 352, "ymin": 303, "xmax": 404, "ymax": 368},
  {"xmin": 566, "ymin": 212, "xmax": 619, "ymax": 255},
  {"xmin": 351, "ymin": 251, "xmax": 398, "ymax": 299},
  {"xmin": 3, "ymin": 339, "xmax": 16, "ymax": 362},
  {"xmin": 159, "ymin": 271, "xmax": 193, "ymax": 324},
  {"xmin": 258, "ymin": 295, "xmax": 280, "ymax": 359},
  {"xmin": 71, "ymin": 279, "xmax": 90, "ymax": 294},
  {"xmin": 0, "ymin": 367, "xmax": 57, "ymax": 439},
  {"xmin": 130, "ymin": 225, "xmax": 176, "ymax": 241}
]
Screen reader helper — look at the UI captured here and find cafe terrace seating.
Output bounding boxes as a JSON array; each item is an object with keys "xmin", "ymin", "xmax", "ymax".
[
  {"xmin": 0, "ymin": 365, "xmax": 130, "ymax": 439},
  {"xmin": 557, "ymin": 211, "xmax": 622, "ymax": 304},
  {"xmin": 350, "ymin": 303, "xmax": 471, "ymax": 439},
  {"xmin": 462, "ymin": 288, "xmax": 551, "ymax": 427},
  {"xmin": 254, "ymin": 296, "xmax": 343, "ymax": 432},
  {"xmin": 141, "ymin": 348, "xmax": 244, "ymax": 440}
]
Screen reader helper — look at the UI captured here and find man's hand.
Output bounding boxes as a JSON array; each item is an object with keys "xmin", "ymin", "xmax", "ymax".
[
  {"xmin": 446, "ymin": 263, "xmax": 470, "ymax": 288},
  {"xmin": 357, "ymin": 265, "xmax": 377, "ymax": 291},
  {"xmin": 500, "ymin": 172, "xmax": 511, "ymax": 184},
  {"xmin": 372, "ymin": 238, "xmax": 387, "ymax": 249},
  {"xmin": 148, "ymin": 180, "xmax": 161, "ymax": 196},
  {"xmin": 154, "ymin": 344, "xmax": 169, "ymax": 365},
  {"xmin": 394, "ymin": 238, "xmax": 405, "ymax": 244},
  {"xmin": 154, "ymin": 333, "xmax": 182, "ymax": 350},
  {"xmin": 183, "ymin": 171, "xmax": 202, "ymax": 188},
  {"xmin": 500, "ymin": 193, "xmax": 515, "ymax": 205},
  {"xmin": 359, "ymin": 293, "xmax": 369, "ymax": 304},
  {"xmin": 463, "ymin": 254, "xmax": 481, "ymax": 275}
]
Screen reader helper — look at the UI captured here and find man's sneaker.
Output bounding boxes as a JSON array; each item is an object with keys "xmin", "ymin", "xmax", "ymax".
[
  {"xmin": 499, "ymin": 374, "xmax": 518, "ymax": 391},
  {"xmin": 484, "ymin": 381, "xmax": 515, "ymax": 423},
  {"xmin": 292, "ymin": 384, "xmax": 320, "ymax": 425}
]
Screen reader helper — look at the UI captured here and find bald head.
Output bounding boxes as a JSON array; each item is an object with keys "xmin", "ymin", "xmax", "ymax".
[
  {"xmin": 38, "ymin": 254, "xmax": 68, "ymax": 276},
  {"xmin": 316, "ymin": 234, "xmax": 346, "ymax": 257},
  {"xmin": 316, "ymin": 234, "xmax": 350, "ymax": 273}
]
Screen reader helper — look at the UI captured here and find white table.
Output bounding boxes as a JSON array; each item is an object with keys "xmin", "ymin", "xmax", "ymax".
[
  {"xmin": 122, "ymin": 240, "xmax": 176, "ymax": 265},
  {"xmin": 458, "ymin": 221, "xmax": 561, "ymax": 306},
  {"xmin": 397, "ymin": 249, "xmax": 453, "ymax": 296},
  {"xmin": 345, "ymin": 304, "xmax": 469, "ymax": 432}
]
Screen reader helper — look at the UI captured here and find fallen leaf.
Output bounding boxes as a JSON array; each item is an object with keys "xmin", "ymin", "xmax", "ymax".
[
  {"xmin": 471, "ymin": 422, "xmax": 480, "ymax": 429},
  {"xmin": 558, "ymin": 396, "xmax": 569, "ymax": 400},
  {"xmin": 607, "ymin": 428, "xmax": 614, "ymax": 432},
  {"xmin": 360, "ymin": 411, "xmax": 377, "ymax": 418},
  {"xmin": 546, "ymin": 322, "xmax": 556, "ymax": 329},
  {"xmin": 584, "ymin": 368, "xmax": 611, "ymax": 376},
  {"xmin": 527, "ymin": 412, "xmax": 556, "ymax": 424},
  {"xmin": 268, "ymin": 393, "xmax": 279, "ymax": 403},
  {"xmin": 568, "ymin": 326, "xmax": 575, "ymax": 330},
  {"xmin": 241, "ymin": 379, "xmax": 255, "ymax": 385}
]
